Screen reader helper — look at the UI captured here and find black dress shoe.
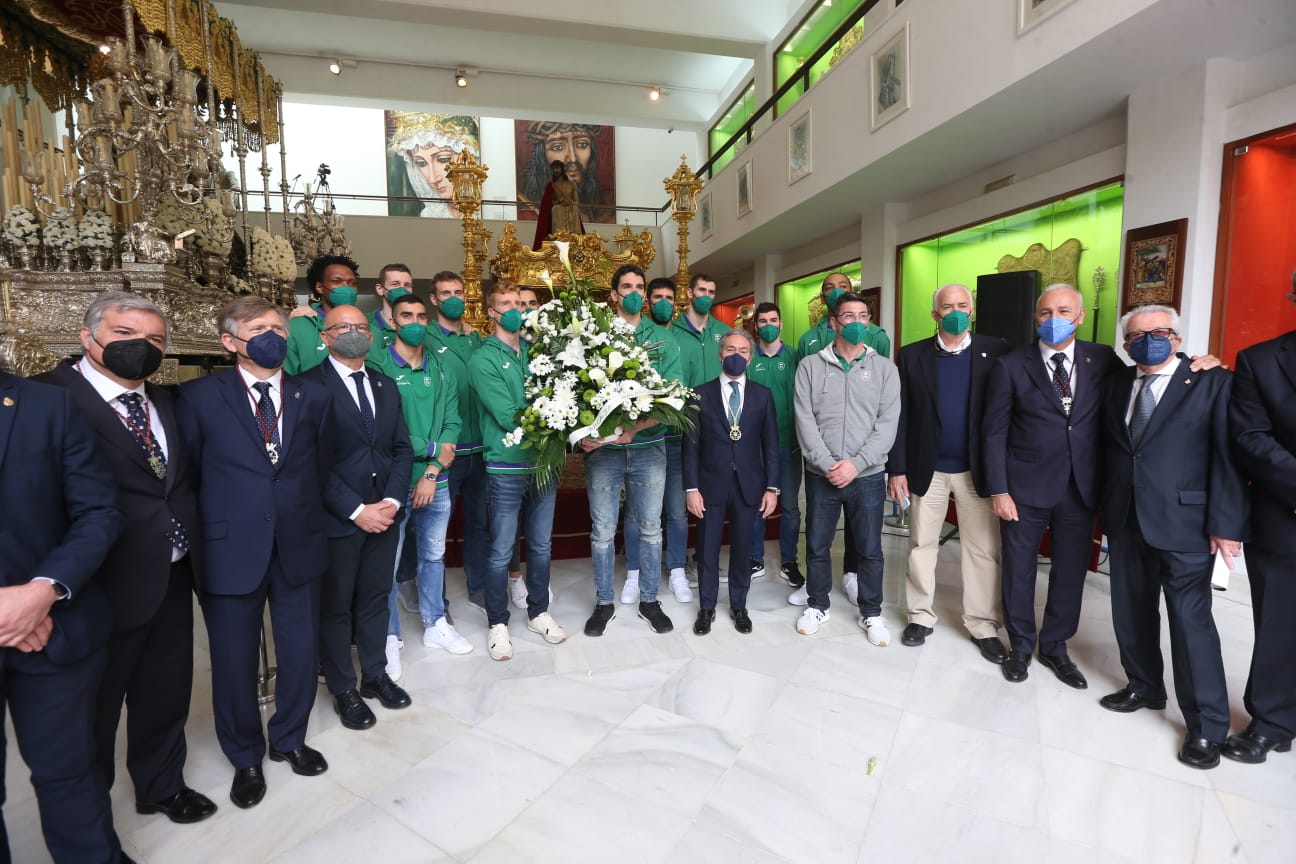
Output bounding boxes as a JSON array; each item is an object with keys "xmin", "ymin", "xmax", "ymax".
[
  {"xmin": 1178, "ymin": 735, "xmax": 1222, "ymax": 770},
  {"xmin": 901, "ymin": 623, "xmax": 933, "ymax": 646},
  {"xmin": 730, "ymin": 608, "xmax": 753, "ymax": 634},
  {"xmin": 1038, "ymin": 652, "xmax": 1088, "ymax": 689},
  {"xmin": 360, "ymin": 673, "xmax": 412, "ymax": 709},
  {"xmin": 334, "ymin": 689, "xmax": 377, "ymax": 729},
  {"xmin": 1099, "ymin": 686, "xmax": 1167, "ymax": 713},
  {"xmin": 269, "ymin": 744, "xmax": 328, "ymax": 776},
  {"xmin": 229, "ymin": 764, "xmax": 266, "ymax": 809},
  {"xmin": 1002, "ymin": 650, "xmax": 1030, "ymax": 683},
  {"xmin": 693, "ymin": 608, "xmax": 715, "ymax": 635},
  {"xmin": 971, "ymin": 635, "xmax": 1007, "ymax": 664},
  {"xmin": 136, "ymin": 786, "xmax": 218, "ymax": 823},
  {"xmin": 1222, "ymin": 727, "xmax": 1293, "ymax": 764}
]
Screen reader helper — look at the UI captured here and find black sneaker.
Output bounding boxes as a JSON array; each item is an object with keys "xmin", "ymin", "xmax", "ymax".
[
  {"xmin": 750, "ymin": 560, "xmax": 766, "ymax": 580},
  {"xmin": 780, "ymin": 563, "xmax": 805, "ymax": 588},
  {"xmin": 638, "ymin": 600, "xmax": 674, "ymax": 634},
  {"xmin": 584, "ymin": 603, "xmax": 616, "ymax": 637}
]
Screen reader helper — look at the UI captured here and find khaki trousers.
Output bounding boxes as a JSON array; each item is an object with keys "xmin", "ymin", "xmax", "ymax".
[{"xmin": 905, "ymin": 470, "xmax": 1002, "ymax": 637}]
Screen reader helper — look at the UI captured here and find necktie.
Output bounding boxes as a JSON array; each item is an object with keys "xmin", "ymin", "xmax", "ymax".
[
  {"xmin": 118, "ymin": 393, "xmax": 188, "ymax": 553},
  {"xmin": 1050, "ymin": 352, "xmax": 1071, "ymax": 403},
  {"xmin": 1128, "ymin": 375, "xmax": 1159, "ymax": 444},
  {"xmin": 351, "ymin": 370, "xmax": 375, "ymax": 439},
  {"xmin": 253, "ymin": 381, "xmax": 281, "ymax": 450},
  {"xmin": 728, "ymin": 381, "xmax": 741, "ymax": 427}
]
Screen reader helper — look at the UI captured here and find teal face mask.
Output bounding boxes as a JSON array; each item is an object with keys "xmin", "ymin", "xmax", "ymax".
[
  {"xmin": 940, "ymin": 310, "xmax": 970, "ymax": 336},
  {"xmin": 620, "ymin": 291, "xmax": 644, "ymax": 315},
  {"xmin": 496, "ymin": 308, "xmax": 523, "ymax": 333},
  {"xmin": 328, "ymin": 286, "xmax": 358, "ymax": 307},
  {"xmin": 757, "ymin": 324, "xmax": 781, "ymax": 344},
  {"xmin": 840, "ymin": 321, "xmax": 867, "ymax": 345},
  {"xmin": 438, "ymin": 296, "xmax": 465, "ymax": 320},
  {"xmin": 826, "ymin": 288, "xmax": 847, "ymax": 312},
  {"xmin": 397, "ymin": 322, "xmax": 427, "ymax": 346},
  {"xmin": 691, "ymin": 295, "xmax": 713, "ymax": 315},
  {"xmin": 650, "ymin": 298, "xmax": 675, "ymax": 324},
  {"xmin": 385, "ymin": 287, "xmax": 411, "ymax": 304}
]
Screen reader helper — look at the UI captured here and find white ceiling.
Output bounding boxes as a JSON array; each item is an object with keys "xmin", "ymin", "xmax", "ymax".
[{"xmin": 222, "ymin": 0, "xmax": 801, "ymax": 128}]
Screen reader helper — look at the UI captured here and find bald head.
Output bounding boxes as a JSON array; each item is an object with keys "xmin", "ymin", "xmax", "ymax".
[
  {"xmin": 324, "ymin": 304, "xmax": 368, "ymax": 329},
  {"xmin": 322, "ymin": 304, "xmax": 373, "ymax": 362}
]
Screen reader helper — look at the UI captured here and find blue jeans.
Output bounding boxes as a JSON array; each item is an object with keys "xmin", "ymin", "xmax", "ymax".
[
  {"xmin": 626, "ymin": 437, "xmax": 688, "ymax": 573},
  {"xmin": 751, "ymin": 446, "xmax": 802, "ymax": 566},
  {"xmin": 447, "ymin": 452, "xmax": 489, "ymax": 595},
  {"xmin": 805, "ymin": 471, "xmax": 885, "ymax": 616},
  {"xmin": 586, "ymin": 444, "xmax": 666, "ymax": 605},
  {"xmin": 486, "ymin": 474, "xmax": 556, "ymax": 626},
  {"xmin": 387, "ymin": 486, "xmax": 452, "ymax": 637}
]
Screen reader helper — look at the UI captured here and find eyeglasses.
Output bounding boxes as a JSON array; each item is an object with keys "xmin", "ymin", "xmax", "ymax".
[
  {"xmin": 836, "ymin": 313, "xmax": 869, "ymax": 323},
  {"xmin": 325, "ymin": 323, "xmax": 371, "ymax": 335},
  {"xmin": 1125, "ymin": 328, "xmax": 1176, "ymax": 341}
]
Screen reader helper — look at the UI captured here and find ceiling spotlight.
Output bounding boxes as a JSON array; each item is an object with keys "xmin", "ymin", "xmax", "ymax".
[
  {"xmin": 455, "ymin": 69, "xmax": 468, "ymax": 88},
  {"xmin": 648, "ymin": 86, "xmax": 662, "ymax": 102},
  {"xmin": 328, "ymin": 60, "xmax": 342, "ymax": 75}
]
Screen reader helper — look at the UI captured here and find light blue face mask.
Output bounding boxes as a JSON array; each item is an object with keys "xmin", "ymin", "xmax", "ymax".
[{"xmin": 1037, "ymin": 316, "xmax": 1076, "ymax": 345}]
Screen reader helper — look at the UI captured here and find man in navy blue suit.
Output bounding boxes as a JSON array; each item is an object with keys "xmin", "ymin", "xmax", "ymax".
[
  {"xmin": 683, "ymin": 329, "xmax": 780, "ymax": 635},
  {"xmin": 178, "ymin": 297, "xmax": 334, "ymax": 809},
  {"xmin": 307, "ymin": 304, "xmax": 413, "ymax": 730},
  {"xmin": 0, "ymin": 369, "xmax": 127, "ymax": 863}
]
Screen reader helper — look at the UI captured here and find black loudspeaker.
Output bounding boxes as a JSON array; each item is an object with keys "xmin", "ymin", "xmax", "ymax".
[{"xmin": 975, "ymin": 271, "xmax": 1039, "ymax": 349}]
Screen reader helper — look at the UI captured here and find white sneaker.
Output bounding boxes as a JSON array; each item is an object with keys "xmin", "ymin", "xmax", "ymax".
[
  {"xmin": 384, "ymin": 634, "xmax": 404, "ymax": 681},
  {"xmin": 788, "ymin": 585, "xmax": 809, "ymax": 606},
  {"xmin": 423, "ymin": 617, "xmax": 474, "ymax": 655},
  {"xmin": 797, "ymin": 607, "xmax": 830, "ymax": 635},
  {"xmin": 620, "ymin": 575, "xmax": 641, "ymax": 605},
  {"xmin": 843, "ymin": 572, "xmax": 859, "ymax": 606},
  {"xmin": 669, "ymin": 569, "xmax": 694, "ymax": 603},
  {"xmin": 509, "ymin": 576, "xmax": 528, "ymax": 610},
  {"xmin": 860, "ymin": 615, "xmax": 891, "ymax": 647},
  {"xmin": 527, "ymin": 611, "xmax": 568, "ymax": 644},
  {"xmin": 488, "ymin": 623, "xmax": 512, "ymax": 661}
]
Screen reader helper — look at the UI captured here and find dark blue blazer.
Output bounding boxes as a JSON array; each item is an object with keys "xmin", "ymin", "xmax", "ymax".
[
  {"xmin": 683, "ymin": 377, "xmax": 779, "ymax": 507},
  {"xmin": 37, "ymin": 360, "xmax": 203, "ymax": 630},
  {"xmin": 0, "ymin": 371, "xmax": 123, "ymax": 664},
  {"xmin": 1229, "ymin": 331, "xmax": 1296, "ymax": 549},
  {"xmin": 178, "ymin": 367, "xmax": 333, "ymax": 595},
  {"xmin": 304, "ymin": 360, "xmax": 413, "ymax": 537},
  {"xmin": 982, "ymin": 339, "xmax": 1123, "ymax": 509},
  {"xmin": 1101, "ymin": 359, "xmax": 1248, "ymax": 551}
]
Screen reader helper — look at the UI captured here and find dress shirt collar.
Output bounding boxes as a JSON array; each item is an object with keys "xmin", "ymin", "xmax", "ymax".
[
  {"xmin": 935, "ymin": 331, "xmax": 972, "ymax": 354},
  {"xmin": 1038, "ymin": 339, "xmax": 1075, "ymax": 368},
  {"xmin": 77, "ymin": 357, "xmax": 145, "ymax": 403},
  {"xmin": 722, "ymin": 373, "xmax": 746, "ymax": 389},
  {"xmin": 329, "ymin": 354, "xmax": 367, "ymax": 381},
  {"xmin": 237, "ymin": 363, "xmax": 283, "ymax": 393}
]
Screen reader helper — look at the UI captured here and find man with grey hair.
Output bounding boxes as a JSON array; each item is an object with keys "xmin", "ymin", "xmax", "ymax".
[
  {"xmin": 886, "ymin": 284, "xmax": 1011, "ymax": 661},
  {"xmin": 683, "ymin": 329, "xmax": 780, "ymax": 635},
  {"xmin": 37, "ymin": 291, "xmax": 217, "ymax": 823},
  {"xmin": 1099, "ymin": 303, "xmax": 1245, "ymax": 769}
]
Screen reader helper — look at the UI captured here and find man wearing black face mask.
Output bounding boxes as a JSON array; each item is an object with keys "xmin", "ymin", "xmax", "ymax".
[
  {"xmin": 1098, "ymin": 305, "xmax": 1245, "ymax": 770},
  {"xmin": 37, "ymin": 291, "xmax": 216, "ymax": 826}
]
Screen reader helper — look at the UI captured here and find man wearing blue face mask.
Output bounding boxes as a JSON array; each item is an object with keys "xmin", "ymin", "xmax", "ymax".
[
  {"xmin": 1099, "ymin": 305, "xmax": 1245, "ymax": 769},
  {"xmin": 285, "ymin": 254, "xmax": 361, "ymax": 374}
]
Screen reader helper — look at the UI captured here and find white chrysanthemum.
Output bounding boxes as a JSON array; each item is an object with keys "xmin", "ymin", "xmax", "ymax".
[
  {"xmin": 529, "ymin": 354, "xmax": 554, "ymax": 376},
  {"xmin": 3, "ymin": 206, "xmax": 40, "ymax": 244},
  {"xmin": 503, "ymin": 427, "xmax": 525, "ymax": 447}
]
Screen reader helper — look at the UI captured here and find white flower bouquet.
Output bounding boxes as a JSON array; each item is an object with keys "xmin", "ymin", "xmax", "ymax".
[
  {"xmin": 79, "ymin": 209, "xmax": 115, "ymax": 250},
  {"xmin": 507, "ymin": 242, "xmax": 696, "ymax": 486},
  {"xmin": 249, "ymin": 226, "xmax": 277, "ymax": 278},
  {"xmin": 271, "ymin": 234, "xmax": 297, "ymax": 281},
  {"xmin": 42, "ymin": 208, "xmax": 79, "ymax": 251},
  {"xmin": 2, "ymin": 206, "xmax": 41, "ymax": 246}
]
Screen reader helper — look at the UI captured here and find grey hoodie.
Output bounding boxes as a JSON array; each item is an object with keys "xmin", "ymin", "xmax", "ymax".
[{"xmin": 795, "ymin": 344, "xmax": 900, "ymax": 478}]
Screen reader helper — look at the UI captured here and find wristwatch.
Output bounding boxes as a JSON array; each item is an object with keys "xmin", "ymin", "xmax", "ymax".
[
  {"xmin": 423, "ymin": 470, "xmax": 439, "ymax": 481},
  {"xmin": 766, "ymin": 487, "xmax": 781, "ymax": 495}
]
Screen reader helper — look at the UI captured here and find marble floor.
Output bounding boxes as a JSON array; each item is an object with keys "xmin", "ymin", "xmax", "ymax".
[{"xmin": 6, "ymin": 530, "xmax": 1296, "ymax": 863}]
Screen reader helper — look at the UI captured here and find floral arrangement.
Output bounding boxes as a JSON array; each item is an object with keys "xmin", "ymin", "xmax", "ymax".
[
  {"xmin": 42, "ymin": 208, "xmax": 79, "ymax": 251},
  {"xmin": 79, "ymin": 209, "xmax": 114, "ymax": 250},
  {"xmin": 2, "ymin": 206, "xmax": 40, "ymax": 246},
  {"xmin": 271, "ymin": 234, "xmax": 298, "ymax": 281},
  {"xmin": 228, "ymin": 274, "xmax": 255, "ymax": 295},
  {"xmin": 504, "ymin": 241, "xmax": 696, "ymax": 486}
]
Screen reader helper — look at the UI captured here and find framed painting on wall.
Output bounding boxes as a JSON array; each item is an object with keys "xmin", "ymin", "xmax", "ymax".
[
  {"xmin": 788, "ymin": 109, "xmax": 812, "ymax": 184},
  {"xmin": 870, "ymin": 22, "xmax": 910, "ymax": 131},
  {"xmin": 1121, "ymin": 218, "xmax": 1188, "ymax": 313},
  {"xmin": 1018, "ymin": 0, "xmax": 1077, "ymax": 36},
  {"xmin": 737, "ymin": 159, "xmax": 753, "ymax": 217},
  {"xmin": 700, "ymin": 191, "xmax": 713, "ymax": 240}
]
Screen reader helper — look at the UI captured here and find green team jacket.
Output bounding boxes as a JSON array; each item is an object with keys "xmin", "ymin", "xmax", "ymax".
[
  {"xmin": 367, "ymin": 344, "xmax": 461, "ymax": 490},
  {"xmin": 424, "ymin": 324, "xmax": 484, "ymax": 455},
  {"xmin": 670, "ymin": 313, "xmax": 730, "ymax": 388},
  {"xmin": 748, "ymin": 341, "xmax": 799, "ymax": 447},
  {"xmin": 468, "ymin": 335, "xmax": 532, "ymax": 475},
  {"xmin": 284, "ymin": 308, "xmax": 329, "ymax": 374},
  {"xmin": 603, "ymin": 317, "xmax": 684, "ymax": 449},
  {"xmin": 368, "ymin": 308, "xmax": 397, "ymax": 356},
  {"xmin": 796, "ymin": 319, "xmax": 891, "ymax": 359}
]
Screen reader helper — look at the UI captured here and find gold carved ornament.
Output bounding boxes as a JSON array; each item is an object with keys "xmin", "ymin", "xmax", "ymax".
[
  {"xmin": 489, "ymin": 226, "xmax": 654, "ymax": 294},
  {"xmin": 996, "ymin": 237, "xmax": 1083, "ymax": 291}
]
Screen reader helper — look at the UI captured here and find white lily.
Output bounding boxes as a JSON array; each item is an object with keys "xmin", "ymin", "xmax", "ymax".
[
  {"xmin": 660, "ymin": 396, "xmax": 685, "ymax": 411},
  {"xmin": 540, "ymin": 269, "xmax": 554, "ymax": 289},
  {"xmin": 606, "ymin": 350, "xmax": 625, "ymax": 375},
  {"xmin": 553, "ymin": 240, "xmax": 573, "ymax": 276}
]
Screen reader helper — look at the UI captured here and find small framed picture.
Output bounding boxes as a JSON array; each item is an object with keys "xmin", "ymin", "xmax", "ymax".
[
  {"xmin": 1018, "ymin": 0, "xmax": 1077, "ymax": 36},
  {"xmin": 870, "ymin": 22, "xmax": 910, "ymax": 131},
  {"xmin": 737, "ymin": 159, "xmax": 753, "ymax": 218},
  {"xmin": 1121, "ymin": 218, "xmax": 1188, "ymax": 314},
  {"xmin": 700, "ymin": 191, "xmax": 713, "ymax": 240},
  {"xmin": 788, "ymin": 109, "xmax": 812, "ymax": 184}
]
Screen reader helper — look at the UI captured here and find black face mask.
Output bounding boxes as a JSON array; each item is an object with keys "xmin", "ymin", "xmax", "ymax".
[{"xmin": 95, "ymin": 336, "xmax": 164, "ymax": 381}]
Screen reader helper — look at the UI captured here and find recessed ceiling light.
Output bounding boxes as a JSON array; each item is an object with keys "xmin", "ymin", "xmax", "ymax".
[
  {"xmin": 328, "ymin": 60, "xmax": 341, "ymax": 75},
  {"xmin": 455, "ymin": 69, "xmax": 468, "ymax": 88}
]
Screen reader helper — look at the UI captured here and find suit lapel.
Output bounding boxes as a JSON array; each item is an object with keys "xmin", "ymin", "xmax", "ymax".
[
  {"xmin": 280, "ymin": 375, "xmax": 301, "ymax": 459},
  {"xmin": 1105, "ymin": 366, "xmax": 1137, "ymax": 449},
  {"xmin": 219, "ymin": 369, "xmax": 274, "ymax": 459},
  {"xmin": 148, "ymin": 383, "xmax": 181, "ymax": 492},
  {"xmin": 1136, "ymin": 358, "xmax": 1192, "ymax": 445},
  {"xmin": 1276, "ymin": 334, "xmax": 1296, "ymax": 392},
  {"xmin": 58, "ymin": 363, "xmax": 157, "ymax": 478},
  {"xmin": 917, "ymin": 341, "xmax": 940, "ymax": 414},
  {"xmin": 0, "ymin": 376, "xmax": 16, "ymax": 469},
  {"xmin": 1026, "ymin": 345, "xmax": 1066, "ymax": 415}
]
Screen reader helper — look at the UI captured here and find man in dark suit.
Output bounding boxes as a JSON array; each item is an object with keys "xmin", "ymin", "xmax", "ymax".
[
  {"xmin": 1226, "ymin": 267, "xmax": 1296, "ymax": 765},
  {"xmin": 0, "ymin": 369, "xmax": 127, "ymax": 862},
  {"xmin": 887, "ymin": 284, "xmax": 1010, "ymax": 662},
  {"xmin": 307, "ymin": 304, "xmax": 413, "ymax": 730},
  {"xmin": 683, "ymin": 329, "xmax": 780, "ymax": 635},
  {"xmin": 36, "ymin": 292, "xmax": 216, "ymax": 824},
  {"xmin": 983, "ymin": 284, "xmax": 1124, "ymax": 687},
  {"xmin": 178, "ymin": 297, "xmax": 334, "ymax": 809},
  {"xmin": 1100, "ymin": 305, "xmax": 1246, "ymax": 770}
]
